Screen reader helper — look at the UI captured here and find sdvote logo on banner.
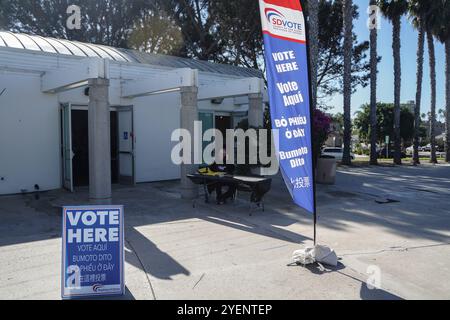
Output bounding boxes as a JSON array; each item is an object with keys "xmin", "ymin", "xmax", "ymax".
[
  {"xmin": 261, "ymin": 0, "xmax": 306, "ymax": 42},
  {"xmin": 264, "ymin": 7, "xmax": 304, "ymax": 34},
  {"xmin": 259, "ymin": 0, "xmax": 315, "ymax": 214}
]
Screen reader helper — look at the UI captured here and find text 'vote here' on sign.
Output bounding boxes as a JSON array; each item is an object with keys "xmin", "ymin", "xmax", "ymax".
[{"xmin": 66, "ymin": 210, "xmax": 120, "ymax": 243}]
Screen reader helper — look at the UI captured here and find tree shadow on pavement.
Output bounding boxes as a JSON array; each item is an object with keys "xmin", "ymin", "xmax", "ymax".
[
  {"xmin": 266, "ymin": 166, "xmax": 450, "ymax": 244},
  {"xmin": 288, "ymin": 261, "xmax": 403, "ymax": 300}
]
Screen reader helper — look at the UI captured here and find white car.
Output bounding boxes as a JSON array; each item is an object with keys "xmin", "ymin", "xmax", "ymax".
[{"xmin": 321, "ymin": 147, "xmax": 355, "ymax": 161}]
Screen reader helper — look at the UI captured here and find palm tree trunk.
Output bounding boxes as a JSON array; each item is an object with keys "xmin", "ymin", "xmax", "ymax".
[
  {"xmin": 392, "ymin": 16, "xmax": 402, "ymax": 165},
  {"xmin": 446, "ymin": 39, "xmax": 450, "ymax": 163},
  {"xmin": 413, "ymin": 23, "xmax": 424, "ymax": 165},
  {"xmin": 427, "ymin": 31, "xmax": 438, "ymax": 164},
  {"xmin": 342, "ymin": 0, "xmax": 353, "ymax": 165},
  {"xmin": 308, "ymin": 0, "xmax": 319, "ymax": 110},
  {"xmin": 369, "ymin": 0, "xmax": 378, "ymax": 165}
]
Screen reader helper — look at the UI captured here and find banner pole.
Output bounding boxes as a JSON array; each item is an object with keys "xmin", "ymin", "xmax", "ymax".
[{"xmin": 300, "ymin": 0, "xmax": 318, "ymax": 246}]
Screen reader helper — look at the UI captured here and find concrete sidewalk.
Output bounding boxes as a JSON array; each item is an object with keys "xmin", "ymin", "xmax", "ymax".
[{"xmin": 0, "ymin": 164, "xmax": 449, "ymax": 299}]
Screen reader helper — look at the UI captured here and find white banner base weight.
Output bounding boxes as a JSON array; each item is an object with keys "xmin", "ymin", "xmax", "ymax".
[{"xmin": 291, "ymin": 245, "xmax": 338, "ymax": 267}]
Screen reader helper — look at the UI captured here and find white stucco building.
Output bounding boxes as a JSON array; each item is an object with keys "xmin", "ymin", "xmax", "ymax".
[{"xmin": 0, "ymin": 31, "xmax": 266, "ymax": 200}]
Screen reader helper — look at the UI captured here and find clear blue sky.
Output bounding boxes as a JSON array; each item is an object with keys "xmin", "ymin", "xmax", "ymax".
[{"xmin": 327, "ymin": 0, "xmax": 446, "ymax": 119}]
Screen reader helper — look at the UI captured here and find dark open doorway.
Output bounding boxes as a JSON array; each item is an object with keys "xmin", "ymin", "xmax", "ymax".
[
  {"xmin": 71, "ymin": 110, "xmax": 118, "ymax": 187},
  {"xmin": 215, "ymin": 115, "xmax": 232, "ymax": 144}
]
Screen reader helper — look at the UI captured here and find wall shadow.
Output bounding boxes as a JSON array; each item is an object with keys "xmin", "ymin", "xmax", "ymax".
[{"xmin": 125, "ymin": 226, "xmax": 190, "ymax": 281}]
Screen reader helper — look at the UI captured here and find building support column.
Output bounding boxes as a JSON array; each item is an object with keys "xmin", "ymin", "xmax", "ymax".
[
  {"xmin": 88, "ymin": 78, "xmax": 112, "ymax": 203},
  {"xmin": 248, "ymin": 93, "xmax": 264, "ymax": 128},
  {"xmin": 180, "ymin": 86, "xmax": 199, "ymax": 199},
  {"xmin": 248, "ymin": 93, "xmax": 266, "ymax": 176}
]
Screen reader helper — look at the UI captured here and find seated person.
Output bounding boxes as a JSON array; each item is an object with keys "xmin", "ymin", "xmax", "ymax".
[{"xmin": 207, "ymin": 148, "xmax": 236, "ymax": 204}]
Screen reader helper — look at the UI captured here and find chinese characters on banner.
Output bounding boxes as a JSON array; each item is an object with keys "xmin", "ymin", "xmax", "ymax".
[
  {"xmin": 259, "ymin": 0, "xmax": 315, "ymax": 214},
  {"xmin": 62, "ymin": 206, "xmax": 124, "ymax": 298}
]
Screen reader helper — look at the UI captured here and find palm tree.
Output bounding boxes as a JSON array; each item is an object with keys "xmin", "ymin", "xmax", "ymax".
[
  {"xmin": 308, "ymin": 0, "xmax": 319, "ymax": 110},
  {"xmin": 378, "ymin": 0, "xmax": 409, "ymax": 165},
  {"xmin": 409, "ymin": 0, "xmax": 426, "ymax": 165},
  {"xmin": 369, "ymin": 0, "xmax": 379, "ymax": 165},
  {"xmin": 342, "ymin": 0, "xmax": 353, "ymax": 165},
  {"xmin": 427, "ymin": 30, "xmax": 438, "ymax": 163},
  {"xmin": 431, "ymin": 0, "xmax": 450, "ymax": 163}
]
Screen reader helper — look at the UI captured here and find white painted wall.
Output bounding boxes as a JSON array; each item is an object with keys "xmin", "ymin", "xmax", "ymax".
[
  {"xmin": 134, "ymin": 92, "xmax": 181, "ymax": 182},
  {"xmin": 0, "ymin": 71, "xmax": 61, "ymax": 194},
  {"xmin": 133, "ymin": 94, "xmax": 251, "ymax": 183}
]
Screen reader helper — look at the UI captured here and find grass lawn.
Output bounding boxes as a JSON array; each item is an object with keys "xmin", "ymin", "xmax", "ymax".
[{"xmin": 348, "ymin": 156, "xmax": 447, "ymax": 167}]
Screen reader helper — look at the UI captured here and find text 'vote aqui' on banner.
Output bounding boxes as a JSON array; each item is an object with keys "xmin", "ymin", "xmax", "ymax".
[
  {"xmin": 62, "ymin": 206, "xmax": 124, "ymax": 299},
  {"xmin": 259, "ymin": 0, "xmax": 315, "ymax": 214}
]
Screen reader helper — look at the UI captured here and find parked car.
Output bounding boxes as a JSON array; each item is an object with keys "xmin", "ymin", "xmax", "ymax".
[
  {"xmin": 416, "ymin": 144, "xmax": 431, "ymax": 152},
  {"xmin": 321, "ymin": 147, "xmax": 355, "ymax": 161},
  {"xmin": 377, "ymin": 148, "xmax": 407, "ymax": 159},
  {"xmin": 406, "ymin": 146, "xmax": 414, "ymax": 155}
]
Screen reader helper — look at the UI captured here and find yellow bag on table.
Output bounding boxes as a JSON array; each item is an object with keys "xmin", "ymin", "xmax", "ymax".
[{"xmin": 197, "ymin": 167, "xmax": 225, "ymax": 176}]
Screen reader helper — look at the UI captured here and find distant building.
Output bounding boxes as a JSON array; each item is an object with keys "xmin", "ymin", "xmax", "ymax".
[
  {"xmin": 0, "ymin": 32, "xmax": 265, "ymax": 197},
  {"xmin": 403, "ymin": 100, "xmax": 415, "ymax": 114},
  {"xmin": 437, "ymin": 133, "xmax": 446, "ymax": 142},
  {"xmin": 395, "ymin": 100, "xmax": 446, "ymax": 141},
  {"xmin": 325, "ymin": 118, "xmax": 343, "ymax": 147},
  {"xmin": 422, "ymin": 120, "xmax": 445, "ymax": 138}
]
